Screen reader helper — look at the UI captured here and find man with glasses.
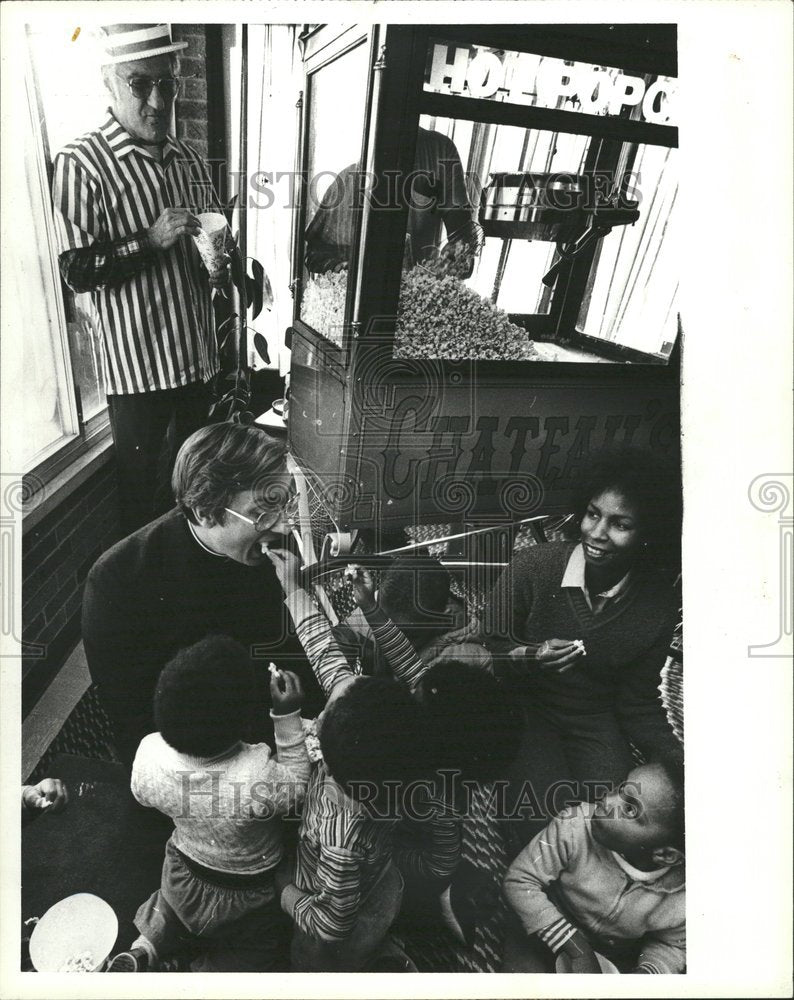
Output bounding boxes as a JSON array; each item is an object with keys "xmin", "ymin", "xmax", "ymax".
[
  {"xmin": 82, "ymin": 422, "xmax": 322, "ymax": 768},
  {"xmin": 52, "ymin": 24, "xmax": 229, "ymax": 534}
]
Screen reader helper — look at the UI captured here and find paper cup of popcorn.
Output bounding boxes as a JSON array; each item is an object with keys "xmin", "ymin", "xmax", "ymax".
[{"xmin": 193, "ymin": 212, "xmax": 229, "ymax": 273}]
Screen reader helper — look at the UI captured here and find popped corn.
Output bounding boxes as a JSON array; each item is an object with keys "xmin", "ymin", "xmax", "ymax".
[
  {"xmin": 300, "ymin": 271, "xmax": 347, "ymax": 347},
  {"xmin": 394, "ymin": 266, "xmax": 542, "ymax": 361},
  {"xmin": 58, "ymin": 950, "xmax": 96, "ymax": 972}
]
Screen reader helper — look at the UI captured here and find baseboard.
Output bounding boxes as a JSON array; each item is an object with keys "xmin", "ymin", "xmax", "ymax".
[{"xmin": 21, "ymin": 640, "xmax": 91, "ymax": 780}]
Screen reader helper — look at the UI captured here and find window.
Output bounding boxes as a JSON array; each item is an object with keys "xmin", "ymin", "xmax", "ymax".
[
  {"xmin": 1, "ymin": 27, "xmax": 111, "ymax": 485},
  {"xmin": 299, "ymin": 38, "xmax": 372, "ymax": 348},
  {"xmin": 392, "ymin": 37, "xmax": 678, "ymax": 364}
]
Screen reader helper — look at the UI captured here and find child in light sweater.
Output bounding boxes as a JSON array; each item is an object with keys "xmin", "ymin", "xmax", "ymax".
[
  {"xmin": 107, "ymin": 634, "xmax": 311, "ymax": 973},
  {"xmin": 502, "ymin": 758, "xmax": 685, "ymax": 974}
]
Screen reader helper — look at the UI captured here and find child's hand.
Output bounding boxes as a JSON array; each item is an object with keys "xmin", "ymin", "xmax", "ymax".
[
  {"xmin": 557, "ymin": 931, "xmax": 602, "ymax": 973},
  {"xmin": 535, "ymin": 638, "xmax": 586, "ymax": 674},
  {"xmin": 21, "ymin": 778, "xmax": 69, "ymax": 814},
  {"xmin": 270, "ymin": 668, "xmax": 304, "ymax": 715},
  {"xmin": 265, "ymin": 547, "xmax": 303, "ymax": 595},
  {"xmin": 344, "ymin": 564, "xmax": 377, "ymax": 614},
  {"xmin": 273, "ymin": 856, "xmax": 296, "ymax": 895}
]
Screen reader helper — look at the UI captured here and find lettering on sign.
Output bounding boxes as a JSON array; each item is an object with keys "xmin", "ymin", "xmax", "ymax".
[
  {"xmin": 376, "ymin": 404, "xmax": 677, "ymax": 502},
  {"xmin": 425, "ymin": 43, "xmax": 677, "ymax": 126}
]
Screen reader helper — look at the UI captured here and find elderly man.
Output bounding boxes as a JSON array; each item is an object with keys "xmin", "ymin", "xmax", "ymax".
[
  {"xmin": 82, "ymin": 422, "xmax": 322, "ymax": 767},
  {"xmin": 52, "ymin": 24, "xmax": 228, "ymax": 533}
]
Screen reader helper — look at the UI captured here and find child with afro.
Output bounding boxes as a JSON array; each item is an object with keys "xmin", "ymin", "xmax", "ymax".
[
  {"xmin": 502, "ymin": 757, "xmax": 685, "ymax": 974},
  {"xmin": 107, "ymin": 634, "xmax": 311, "ymax": 973},
  {"xmin": 332, "ymin": 554, "xmax": 493, "ymax": 678}
]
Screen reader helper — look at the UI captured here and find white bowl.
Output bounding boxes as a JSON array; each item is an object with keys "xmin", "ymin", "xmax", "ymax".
[{"xmin": 29, "ymin": 893, "xmax": 118, "ymax": 973}]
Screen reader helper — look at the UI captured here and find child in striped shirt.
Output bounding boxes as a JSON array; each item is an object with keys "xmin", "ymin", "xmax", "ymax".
[{"xmin": 266, "ymin": 549, "xmax": 461, "ymax": 970}]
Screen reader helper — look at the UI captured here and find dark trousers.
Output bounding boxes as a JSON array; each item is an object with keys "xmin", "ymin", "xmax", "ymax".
[
  {"xmin": 135, "ymin": 840, "xmax": 290, "ymax": 972},
  {"xmin": 107, "ymin": 381, "xmax": 211, "ymax": 535},
  {"xmin": 502, "ymin": 703, "xmax": 635, "ymax": 858}
]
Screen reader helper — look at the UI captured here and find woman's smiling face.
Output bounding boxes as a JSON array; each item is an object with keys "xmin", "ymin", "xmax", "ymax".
[{"xmin": 580, "ymin": 489, "xmax": 643, "ymax": 577}]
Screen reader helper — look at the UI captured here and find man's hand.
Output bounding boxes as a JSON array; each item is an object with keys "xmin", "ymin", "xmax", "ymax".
[
  {"xmin": 21, "ymin": 778, "xmax": 69, "ymax": 814},
  {"xmin": 344, "ymin": 564, "xmax": 377, "ymax": 614},
  {"xmin": 146, "ymin": 208, "xmax": 201, "ymax": 251},
  {"xmin": 535, "ymin": 639, "xmax": 586, "ymax": 674},
  {"xmin": 208, "ymin": 253, "xmax": 231, "ymax": 290},
  {"xmin": 265, "ymin": 547, "xmax": 303, "ymax": 595},
  {"xmin": 270, "ymin": 668, "xmax": 304, "ymax": 716}
]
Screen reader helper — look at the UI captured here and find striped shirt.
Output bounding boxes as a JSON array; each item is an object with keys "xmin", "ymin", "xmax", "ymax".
[
  {"xmin": 281, "ymin": 589, "xmax": 460, "ymax": 942},
  {"xmin": 51, "ymin": 114, "xmax": 220, "ymax": 395}
]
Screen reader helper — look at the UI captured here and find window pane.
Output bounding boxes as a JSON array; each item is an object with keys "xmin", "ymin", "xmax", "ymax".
[
  {"xmin": 394, "ymin": 118, "xmax": 594, "ymax": 361},
  {"xmin": 300, "ymin": 40, "xmax": 371, "ymax": 348},
  {"xmin": 67, "ymin": 296, "xmax": 108, "ymax": 421},
  {"xmin": 27, "ymin": 27, "xmax": 109, "ymax": 420},
  {"xmin": 1, "ymin": 68, "xmax": 77, "ymax": 472},
  {"xmin": 576, "ymin": 145, "xmax": 678, "ymax": 357},
  {"xmin": 27, "ymin": 27, "xmax": 110, "ymax": 159}
]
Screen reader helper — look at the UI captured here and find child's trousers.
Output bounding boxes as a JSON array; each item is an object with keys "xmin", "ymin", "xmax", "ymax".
[
  {"xmin": 290, "ymin": 862, "xmax": 404, "ymax": 971},
  {"xmin": 135, "ymin": 839, "xmax": 290, "ymax": 972}
]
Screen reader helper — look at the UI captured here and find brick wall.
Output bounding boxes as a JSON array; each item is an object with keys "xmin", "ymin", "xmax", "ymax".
[
  {"xmin": 22, "ymin": 461, "xmax": 120, "ymax": 717},
  {"xmin": 173, "ymin": 24, "xmax": 209, "ymax": 161}
]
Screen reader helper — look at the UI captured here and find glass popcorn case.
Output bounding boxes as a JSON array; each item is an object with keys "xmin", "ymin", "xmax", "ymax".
[{"xmin": 286, "ymin": 23, "xmax": 680, "ymax": 548}]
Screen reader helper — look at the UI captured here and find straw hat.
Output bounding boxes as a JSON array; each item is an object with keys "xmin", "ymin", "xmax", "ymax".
[{"xmin": 99, "ymin": 24, "xmax": 188, "ymax": 65}]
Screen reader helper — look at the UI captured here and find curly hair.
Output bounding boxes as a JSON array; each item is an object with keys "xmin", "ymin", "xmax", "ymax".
[
  {"xmin": 416, "ymin": 660, "xmax": 523, "ymax": 783},
  {"xmin": 379, "ymin": 555, "xmax": 453, "ymax": 649},
  {"xmin": 570, "ymin": 446, "xmax": 682, "ymax": 570},
  {"xmin": 319, "ymin": 677, "xmax": 429, "ymax": 815},
  {"xmin": 154, "ymin": 634, "xmax": 255, "ymax": 757},
  {"xmin": 172, "ymin": 422, "xmax": 288, "ymax": 525}
]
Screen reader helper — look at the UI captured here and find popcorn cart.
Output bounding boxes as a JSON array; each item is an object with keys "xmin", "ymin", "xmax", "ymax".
[{"xmin": 285, "ymin": 23, "xmax": 680, "ymax": 566}]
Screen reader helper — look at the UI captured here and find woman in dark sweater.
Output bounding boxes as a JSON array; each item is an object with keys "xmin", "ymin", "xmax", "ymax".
[{"xmin": 478, "ymin": 449, "xmax": 682, "ymax": 852}]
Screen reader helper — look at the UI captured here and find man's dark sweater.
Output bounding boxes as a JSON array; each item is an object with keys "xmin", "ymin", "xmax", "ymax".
[
  {"xmin": 82, "ymin": 510, "xmax": 322, "ymax": 766},
  {"xmin": 480, "ymin": 541, "xmax": 680, "ymax": 758}
]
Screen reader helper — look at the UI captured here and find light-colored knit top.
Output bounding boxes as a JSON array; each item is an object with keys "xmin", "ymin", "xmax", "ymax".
[{"xmin": 131, "ymin": 710, "xmax": 310, "ymax": 874}]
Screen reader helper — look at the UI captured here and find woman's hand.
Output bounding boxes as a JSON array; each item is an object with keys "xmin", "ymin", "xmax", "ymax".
[
  {"xmin": 534, "ymin": 639, "xmax": 586, "ymax": 674},
  {"xmin": 344, "ymin": 564, "xmax": 377, "ymax": 614},
  {"xmin": 265, "ymin": 547, "xmax": 303, "ymax": 595}
]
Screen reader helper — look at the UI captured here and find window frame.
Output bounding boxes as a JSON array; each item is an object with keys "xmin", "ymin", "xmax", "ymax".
[
  {"xmin": 19, "ymin": 29, "xmax": 112, "ymax": 527},
  {"xmin": 416, "ymin": 77, "xmax": 678, "ymax": 364}
]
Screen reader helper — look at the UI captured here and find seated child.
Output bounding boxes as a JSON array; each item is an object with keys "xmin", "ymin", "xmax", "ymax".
[
  {"xmin": 107, "ymin": 634, "xmax": 310, "ymax": 973},
  {"xmin": 502, "ymin": 757, "xmax": 685, "ymax": 974},
  {"xmin": 333, "ymin": 555, "xmax": 491, "ymax": 676},
  {"xmin": 267, "ymin": 548, "xmax": 459, "ymax": 971},
  {"xmin": 269, "ymin": 551, "xmax": 521, "ymax": 960}
]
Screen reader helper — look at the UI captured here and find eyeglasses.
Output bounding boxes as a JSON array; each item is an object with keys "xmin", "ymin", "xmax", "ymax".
[
  {"xmin": 224, "ymin": 493, "xmax": 300, "ymax": 533},
  {"xmin": 126, "ymin": 76, "xmax": 181, "ymax": 100}
]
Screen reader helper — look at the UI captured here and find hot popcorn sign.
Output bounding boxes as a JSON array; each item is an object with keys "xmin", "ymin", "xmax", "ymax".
[{"xmin": 425, "ymin": 42, "xmax": 677, "ymax": 126}]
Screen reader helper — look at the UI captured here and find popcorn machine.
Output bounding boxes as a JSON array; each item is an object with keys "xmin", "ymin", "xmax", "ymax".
[{"xmin": 285, "ymin": 23, "xmax": 680, "ymax": 561}]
